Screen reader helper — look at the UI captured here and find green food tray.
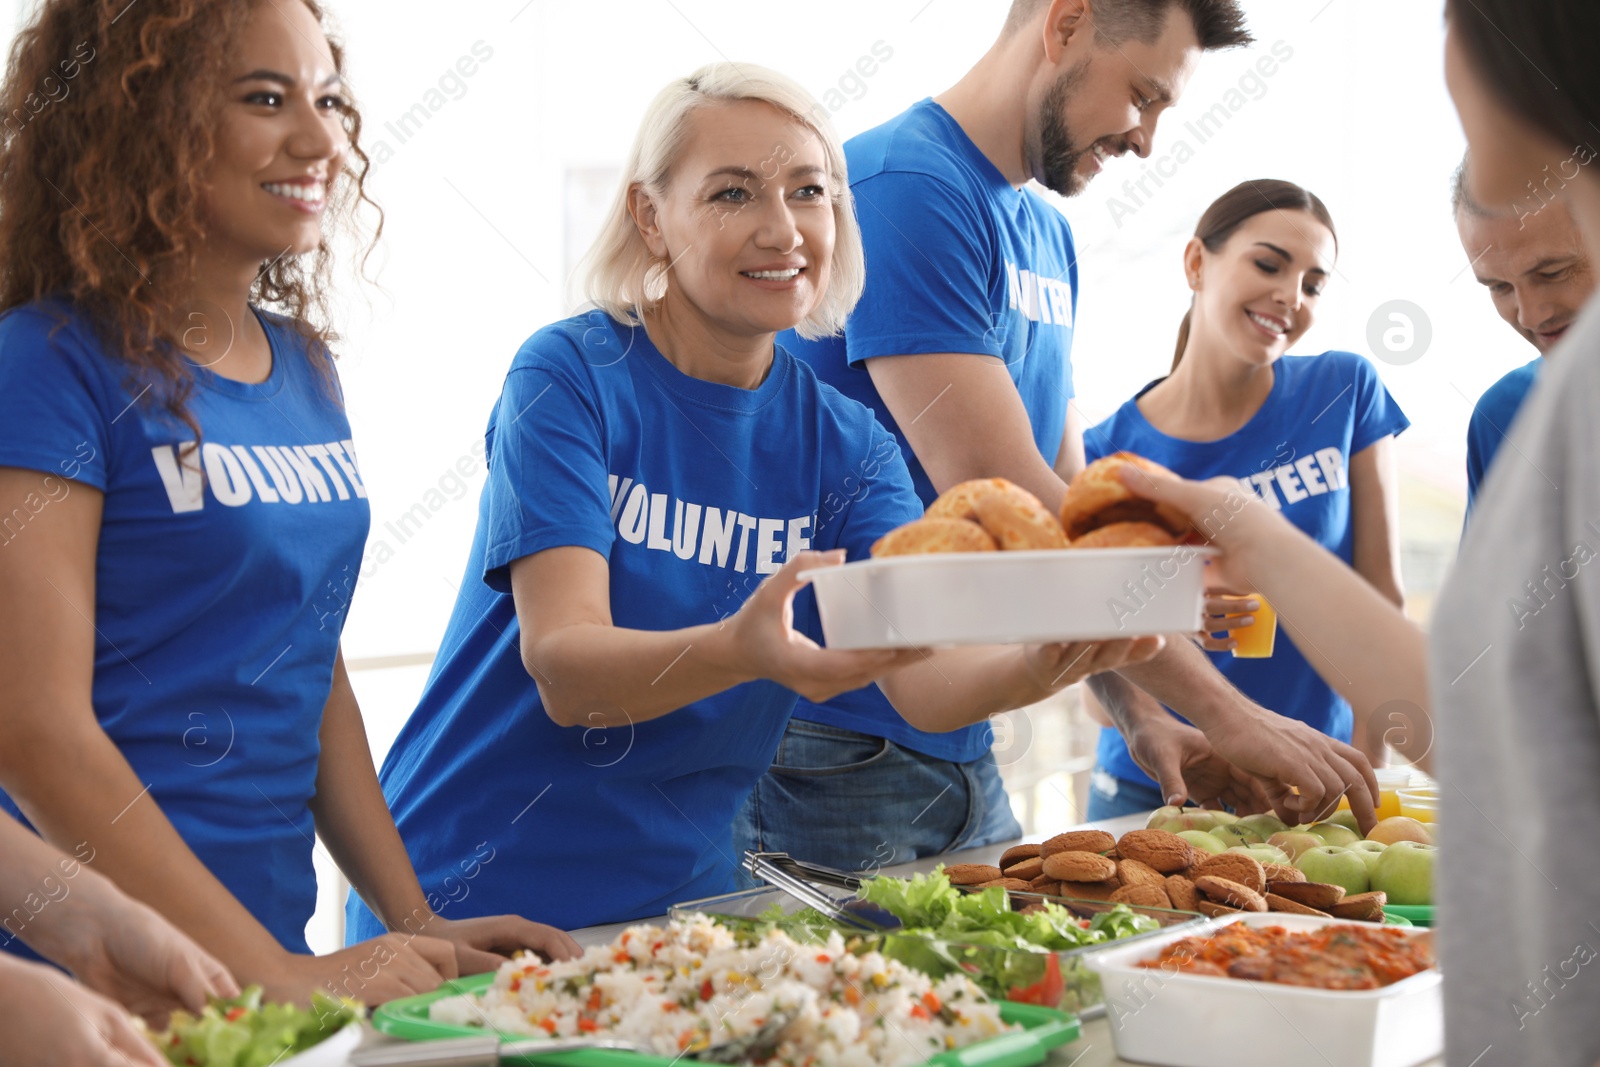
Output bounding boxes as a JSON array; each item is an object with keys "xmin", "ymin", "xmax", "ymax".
[
  {"xmin": 373, "ymin": 972, "xmax": 1079, "ymax": 1067},
  {"xmin": 1384, "ymin": 904, "xmax": 1434, "ymax": 926}
]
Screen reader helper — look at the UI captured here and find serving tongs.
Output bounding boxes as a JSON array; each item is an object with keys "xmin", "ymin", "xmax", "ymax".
[
  {"xmin": 744, "ymin": 850, "xmax": 863, "ymax": 890},
  {"xmin": 742, "ymin": 851, "xmax": 899, "ymax": 931}
]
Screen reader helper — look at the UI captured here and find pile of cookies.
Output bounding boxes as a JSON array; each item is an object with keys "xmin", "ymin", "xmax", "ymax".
[
  {"xmin": 946, "ymin": 828, "xmax": 1388, "ymax": 923},
  {"xmin": 871, "ymin": 455, "xmax": 1195, "ymax": 559}
]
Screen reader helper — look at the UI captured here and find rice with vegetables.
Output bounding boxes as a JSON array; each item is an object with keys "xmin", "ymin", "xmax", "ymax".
[{"xmin": 429, "ymin": 916, "xmax": 1012, "ymax": 1066}]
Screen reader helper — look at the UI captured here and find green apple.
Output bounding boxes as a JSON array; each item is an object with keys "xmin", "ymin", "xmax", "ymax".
[
  {"xmin": 1307, "ymin": 823, "xmax": 1362, "ymax": 848},
  {"xmin": 1211, "ymin": 825, "xmax": 1264, "ymax": 848},
  {"xmin": 1296, "ymin": 846, "xmax": 1370, "ymax": 896},
  {"xmin": 1206, "ymin": 811, "xmax": 1241, "ymax": 827},
  {"xmin": 1372, "ymin": 841, "xmax": 1436, "ymax": 905},
  {"xmin": 1227, "ymin": 844, "xmax": 1290, "ymax": 866},
  {"xmin": 1266, "ymin": 831, "xmax": 1323, "ymax": 861},
  {"xmin": 1147, "ymin": 806, "xmax": 1186, "ymax": 831},
  {"xmin": 1349, "ymin": 840, "xmax": 1388, "ymax": 876},
  {"xmin": 1175, "ymin": 830, "xmax": 1228, "ymax": 855},
  {"xmin": 1235, "ymin": 813, "xmax": 1290, "ymax": 839},
  {"xmin": 1367, "ymin": 817, "xmax": 1434, "ymax": 847},
  {"xmin": 1324, "ymin": 810, "xmax": 1362, "ymax": 834}
]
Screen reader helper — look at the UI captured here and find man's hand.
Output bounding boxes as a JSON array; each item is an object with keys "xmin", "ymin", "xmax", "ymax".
[
  {"xmin": 1203, "ymin": 709, "xmax": 1380, "ymax": 832},
  {"xmin": 1121, "ymin": 713, "xmax": 1275, "ymax": 814}
]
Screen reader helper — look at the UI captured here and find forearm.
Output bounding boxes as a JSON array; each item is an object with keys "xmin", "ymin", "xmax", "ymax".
[
  {"xmin": 1086, "ymin": 669, "xmax": 1176, "ymax": 737},
  {"xmin": 309, "ymin": 662, "xmax": 431, "ymax": 935},
  {"xmin": 1240, "ymin": 522, "xmax": 1432, "ymax": 763},
  {"xmin": 0, "ymin": 718, "xmax": 285, "ymax": 977},
  {"xmin": 0, "ymin": 813, "xmax": 106, "ymax": 958},
  {"xmin": 528, "ymin": 620, "xmax": 752, "ymax": 727},
  {"xmin": 877, "ymin": 646, "xmax": 1056, "ymax": 732},
  {"xmin": 1109, "ymin": 637, "xmax": 1255, "ymax": 730}
]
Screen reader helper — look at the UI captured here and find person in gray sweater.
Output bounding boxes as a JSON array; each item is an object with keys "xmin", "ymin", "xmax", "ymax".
[{"xmin": 1110, "ymin": 3, "xmax": 1600, "ymax": 1062}]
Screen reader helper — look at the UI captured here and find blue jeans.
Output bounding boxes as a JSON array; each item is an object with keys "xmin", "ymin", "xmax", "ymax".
[
  {"xmin": 1085, "ymin": 767, "xmax": 1168, "ymax": 821},
  {"xmin": 733, "ymin": 720, "xmax": 1022, "ymax": 886}
]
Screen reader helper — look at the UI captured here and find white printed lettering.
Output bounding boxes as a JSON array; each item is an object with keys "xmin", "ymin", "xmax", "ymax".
[
  {"xmin": 699, "ymin": 507, "xmax": 736, "ymax": 567},
  {"xmin": 305, "ymin": 444, "xmax": 351, "ymax": 500},
  {"xmin": 618, "ymin": 484, "xmax": 648, "ymax": 544},
  {"xmin": 646, "ymin": 493, "xmax": 672, "ymax": 551},
  {"xmin": 254, "ymin": 447, "xmax": 304, "ymax": 504},
  {"xmin": 1294, "ymin": 453, "xmax": 1327, "ymax": 496},
  {"xmin": 151, "ymin": 445, "xmax": 203, "ymax": 513},
  {"xmin": 1275, "ymin": 464, "xmax": 1308, "ymax": 505},
  {"xmin": 231, "ymin": 446, "xmax": 280, "ymax": 503},
  {"xmin": 756, "ymin": 517, "xmax": 786, "ymax": 574},
  {"xmin": 201, "ymin": 443, "xmax": 252, "ymax": 507}
]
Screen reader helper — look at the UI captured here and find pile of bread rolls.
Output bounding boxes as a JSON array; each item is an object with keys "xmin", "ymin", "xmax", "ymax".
[
  {"xmin": 944, "ymin": 827, "xmax": 1388, "ymax": 923},
  {"xmin": 871, "ymin": 452, "xmax": 1195, "ymax": 557}
]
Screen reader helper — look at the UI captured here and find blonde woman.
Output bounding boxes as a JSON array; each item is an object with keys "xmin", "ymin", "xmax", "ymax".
[{"xmin": 346, "ymin": 63, "xmax": 1161, "ymax": 934}]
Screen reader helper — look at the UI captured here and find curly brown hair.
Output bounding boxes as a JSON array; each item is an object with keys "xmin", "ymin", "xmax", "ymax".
[{"xmin": 0, "ymin": 0, "xmax": 379, "ymax": 439}]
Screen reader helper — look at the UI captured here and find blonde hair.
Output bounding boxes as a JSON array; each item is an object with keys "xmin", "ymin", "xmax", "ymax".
[{"xmin": 577, "ymin": 62, "xmax": 865, "ymax": 341}]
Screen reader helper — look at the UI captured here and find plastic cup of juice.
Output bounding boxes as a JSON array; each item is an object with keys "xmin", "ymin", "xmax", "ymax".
[
  {"xmin": 1397, "ymin": 786, "xmax": 1439, "ymax": 823},
  {"xmin": 1338, "ymin": 767, "xmax": 1412, "ymax": 820},
  {"xmin": 1223, "ymin": 595, "xmax": 1277, "ymax": 658}
]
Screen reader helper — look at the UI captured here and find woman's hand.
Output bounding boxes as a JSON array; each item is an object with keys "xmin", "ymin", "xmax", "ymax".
[
  {"xmin": 408, "ymin": 914, "xmax": 583, "ymax": 975},
  {"xmin": 1022, "ymin": 637, "xmax": 1165, "ymax": 694},
  {"xmin": 1198, "ymin": 593, "xmax": 1259, "ymax": 652},
  {"xmin": 1115, "ymin": 466, "xmax": 1276, "ymax": 593},
  {"xmin": 1120, "ymin": 713, "xmax": 1275, "ymax": 813},
  {"xmin": 30, "ymin": 871, "xmax": 237, "ymax": 1027},
  {"xmin": 0, "ymin": 957, "xmax": 166, "ymax": 1067},
  {"xmin": 726, "ymin": 550, "xmax": 925, "ymax": 703}
]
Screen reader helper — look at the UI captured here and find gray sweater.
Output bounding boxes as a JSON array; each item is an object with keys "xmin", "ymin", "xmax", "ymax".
[{"xmin": 1433, "ymin": 295, "xmax": 1600, "ymax": 1067}]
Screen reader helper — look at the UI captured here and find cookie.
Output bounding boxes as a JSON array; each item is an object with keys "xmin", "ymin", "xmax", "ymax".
[
  {"xmin": 1003, "ymin": 856, "xmax": 1046, "ymax": 882},
  {"xmin": 1266, "ymin": 881, "xmax": 1345, "ymax": 910},
  {"xmin": 1192, "ymin": 853, "xmax": 1267, "ymax": 894},
  {"xmin": 974, "ymin": 878, "xmax": 1034, "ymax": 891},
  {"xmin": 1115, "ymin": 858, "xmax": 1168, "ymax": 890},
  {"xmin": 1116, "ymin": 830, "xmax": 1194, "ymax": 874},
  {"xmin": 1054, "ymin": 877, "xmax": 1120, "ymax": 902},
  {"xmin": 999, "ymin": 844, "xmax": 1043, "ymax": 869},
  {"xmin": 1266, "ymin": 893, "xmax": 1332, "ymax": 917},
  {"xmin": 1041, "ymin": 851, "xmax": 1118, "ymax": 883},
  {"xmin": 1197, "ymin": 900, "xmax": 1243, "ymax": 919},
  {"xmin": 871, "ymin": 518, "xmax": 998, "ymax": 557},
  {"xmin": 945, "ymin": 863, "xmax": 1003, "ymax": 886},
  {"xmin": 1039, "ymin": 830, "xmax": 1115, "ymax": 857},
  {"xmin": 1330, "ymin": 891, "xmax": 1387, "ymax": 922},
  {"xmin": 1164, "ymin": 874, "xmax": 1201, "ymax": 913},
  {"xmin": 1028, "ymin": 879, "xmax": 1063, "ymax": 897},
  {"xmin": 1110, "ymin": 883, "xmax": 1172, "ymax": 909},
  {"xmin": 1262, "ymin": 863, "xmax": 1306, "ymax": 884},
  {"xmin": 1194, "ymin": 875, "xmax": 1268, "ymax": 912}
]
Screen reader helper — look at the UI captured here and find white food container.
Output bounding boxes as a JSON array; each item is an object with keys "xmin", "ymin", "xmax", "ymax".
[
  {"xmin": 1086, "ymin": 913, "xmax": 1441, "ymax": 1067},
  {"xmin": 804, "ymin": 545, "xmax": 1213, "ymax": 649}
]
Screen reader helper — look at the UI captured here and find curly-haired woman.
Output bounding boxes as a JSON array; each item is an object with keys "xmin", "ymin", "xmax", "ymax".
[{"xmin": 0, "ymin": 0, "xmax": 576, "ymax": 1005}]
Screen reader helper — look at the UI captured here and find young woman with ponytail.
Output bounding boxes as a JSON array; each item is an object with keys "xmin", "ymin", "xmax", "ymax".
[{"xmin": 1082, "ymin": 179, "xmax": 1410, "ymax": 821}]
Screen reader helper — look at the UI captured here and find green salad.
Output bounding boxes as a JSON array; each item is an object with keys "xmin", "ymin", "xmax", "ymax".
[
  {"xmin": 153, "ymin": 986, "xmax": 361, "ymax": 1067},
  {"xmin": 752, "ymin": 868, "xmax": 1161, "ymax": 1010}
]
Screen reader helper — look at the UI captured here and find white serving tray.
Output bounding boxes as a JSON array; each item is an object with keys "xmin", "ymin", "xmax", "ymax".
[
  {"xmin": 804, "ymin": 545, "xmax": 1213, "ymax": 649},
  {"xmin": 1086, "ymin": 913, "xmax": 1442, "ymax": 1067}
]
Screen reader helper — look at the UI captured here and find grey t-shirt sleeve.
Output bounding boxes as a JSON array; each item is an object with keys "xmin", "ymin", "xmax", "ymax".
[{"xmin": 1430, "ymin": 298, "xmax": 1600, "ymax": 1067}]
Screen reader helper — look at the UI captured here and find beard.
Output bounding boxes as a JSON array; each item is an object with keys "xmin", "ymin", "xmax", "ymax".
[{"xmin": 1036, "ymin": 60, "xmax": 1094, "ymax": 196}]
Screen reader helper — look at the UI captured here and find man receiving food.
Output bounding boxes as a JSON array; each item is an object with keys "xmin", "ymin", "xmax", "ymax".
[
  {"xmin": 737, "ymin": 0, "xmax": 1381, "ymax": 878},
  {"xmin": 1453, "ymin": 155, "xmax": 1595, "ymax": 510}
]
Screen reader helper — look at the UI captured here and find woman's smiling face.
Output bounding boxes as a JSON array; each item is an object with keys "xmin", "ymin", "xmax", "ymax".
[
  {"xmin": 204, "ymin": 0, "xmax": 348, "ymax": 267},
  {"xmin": 1189, "ymin": 209, "xmax": 1336, "ymax": 366},
  {"xmin": 633, "ymin": 99, "xmax": 836, "ymax": 339}
]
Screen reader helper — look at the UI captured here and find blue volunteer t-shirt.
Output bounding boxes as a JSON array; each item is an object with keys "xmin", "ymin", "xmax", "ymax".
[
  {"xmin": 1466, "ymin": 357, "xmax": 1541, "ymax": 507},
  {"xmin": 780, "ymin": 98, "xmax": 1079, "ymax": 763},
  {"xmin": 345, "ymin": 312, "xmax": 922, "ymax": 937},
  {"xmin": 1085, "ymin": 353, "xmax": 1409, "ymax": 787},
  {"xmin": 0, "ymin": 301, "xmax": 370, "ymax": 955}
]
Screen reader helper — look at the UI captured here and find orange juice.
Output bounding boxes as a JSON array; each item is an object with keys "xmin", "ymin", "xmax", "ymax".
[
  {"xmin": 1225, "ymin": 595, "xmax": 1277, "ymax": 658},
  {"xmin": 1338, "ymin": 768, "xmax": 1410, "ymax": 820},
  {"xmin": 1398, "ymin": 786, "xmax": 1439, "ymax": 823}
]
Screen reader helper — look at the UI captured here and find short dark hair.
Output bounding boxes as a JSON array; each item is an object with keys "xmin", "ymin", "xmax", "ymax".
[
  {"xmin": 1446, "ymin": 0, "xmax": 1599, "ymax": 161},
  {"xmin": 1006, "ymin": 0, "xmax": 1253, "ymax": 51},
  {"xmin": 1451, "ymin": 154, "xmax": 1489, "ymax": 219}
]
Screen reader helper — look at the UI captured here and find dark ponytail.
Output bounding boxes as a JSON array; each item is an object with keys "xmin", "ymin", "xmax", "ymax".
[{"xmin": 1171, "ymin": 179, "xmax": 1338, "ymax": 371}]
